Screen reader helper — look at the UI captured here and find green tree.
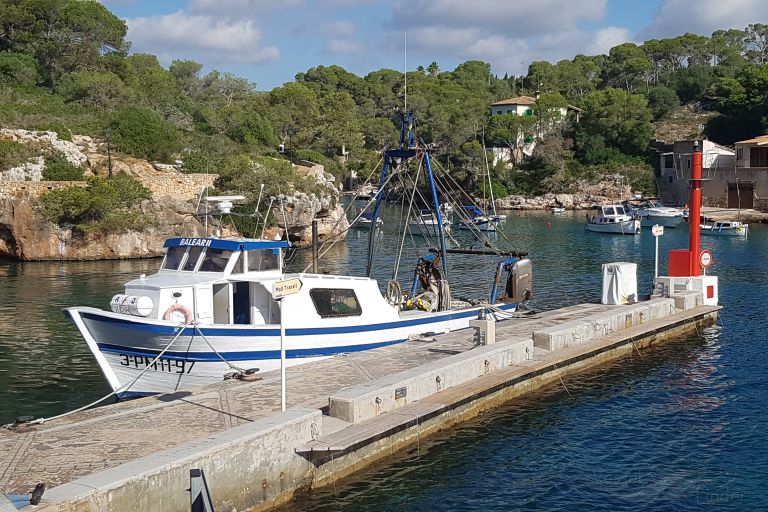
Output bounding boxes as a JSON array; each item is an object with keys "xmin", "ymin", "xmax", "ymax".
[
  {"xmin": 487, "ymin": 112, "xmax": 536, "ymax": 166},
  {"xmin": 745, "ymin": 23, "xmax": 768, "ymax": 64},
  {"xmin": 362, "ymin": 117, "xmax": 397, "ymax": 149},
  {"xmin": 57, "ymin": 70, "xmax": 126, "ymax": 108},
  {"xmin": 604, "ymin": 43, "xmax": 653, "ymax": 91},
  {"xmin": 0, "ymin": 51, "xmax": 38, "ymax": 85},
  {"xmin": 108, "ymin": 106, "xmax": 181, "ymax": 160},
  {"xmin": 645, "ymin": 85, "xmax": 679, "ymax": 120},
  {"xmin": 576, "ymin": 88, "xmax": 653, "ymax": 159},
  {"xmin": 317, "ymin": 91, "xmax": 364, "ymax": 158}
]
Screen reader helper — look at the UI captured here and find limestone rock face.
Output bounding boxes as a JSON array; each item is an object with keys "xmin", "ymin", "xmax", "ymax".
[
  {"xmin": 0, "ymin": 195, "xmax": 209, "ymax": 261},
  {"xmin": 2, "ymin": 156, "xmax": 44, "ymax": 181},
  {"xmin": 0, "ymin": 129, "xmax": 88, "ymax": 167},
  {"xmin": 279, "ymin": 191, "xmax": 349, "ymax": 242},
  {"xmin": 276, "ymin": 160, "xmax": 348, "ymax": 243},
  {"xmin": 495, "ymin": 182, "xmax": 633, "ymax": 210}
]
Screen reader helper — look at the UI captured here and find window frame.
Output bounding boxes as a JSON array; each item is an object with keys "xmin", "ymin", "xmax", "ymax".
[{"xmin": 309, "ymin": 288, "xmax": 363, "ymax": 318}]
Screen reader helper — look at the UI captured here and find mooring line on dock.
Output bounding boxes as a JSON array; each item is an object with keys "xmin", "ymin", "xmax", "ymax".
[{"xmin": 2, "ymin": 323, "xmax": 190, "ymax": 429}]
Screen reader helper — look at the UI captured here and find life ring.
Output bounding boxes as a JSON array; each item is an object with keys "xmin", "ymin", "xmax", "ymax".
[{"xmin": 163, "ymin": 303, "xmax": 193, "ymax": 323}]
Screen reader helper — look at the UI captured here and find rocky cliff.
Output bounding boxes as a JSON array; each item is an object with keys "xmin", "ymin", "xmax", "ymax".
[
  {"xmin": 495, "ymin": 182, "xmax": 634, "ymax": 210},
  {"xmin": 0, "ymin": 195, "xmax": 211, "ymax": 260},
  {"xmin": 0, "ymin": 130, "xmax": 349, "ymax": 260}
]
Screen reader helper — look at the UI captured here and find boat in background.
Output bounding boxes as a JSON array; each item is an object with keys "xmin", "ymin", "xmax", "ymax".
[
  {"xmin": 409, "ymin": 207, "xmax": 452, "ymax": 232},
  {"xmin": 623, "ymin": 198, "xmax": 685, "ymax": 228},
  {"xmin": 551, "ymin": 207, "xmax": 566, "ymax": 214},
  {"xmin": 700, "ymin": 219, "xmax": 749, "ymax": 237},
  {"xmin": 585, "ymin": 205, "xmax": 640, "ymax": 235},
  {"xmin": 352, "ymin": 209, "xmax": 383, "ymax": 229},
  {"xmin": 455, "ymin": 205, "xmax": 498, "ymax": 232}
]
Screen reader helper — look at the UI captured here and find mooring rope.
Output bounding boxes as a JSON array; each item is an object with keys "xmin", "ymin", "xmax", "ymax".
[{"xmin": 2, "ymin": 322, "xmax": 191, "ymax": 429}]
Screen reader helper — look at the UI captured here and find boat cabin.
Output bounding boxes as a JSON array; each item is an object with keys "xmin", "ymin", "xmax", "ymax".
[
  {"xmin": 588, "ymin": 205, "xmax": 632, "ymax": 223},
  {"xmin": 113, "ymin": 237, "xmax": 399, "ymax": 327}
]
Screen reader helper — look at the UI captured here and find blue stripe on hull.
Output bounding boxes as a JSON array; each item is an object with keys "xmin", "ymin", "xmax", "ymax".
[
  {"xmin": 80, "ymin": 303, "xmax": 516, "ymax": 337},
  {"xmin": 97, "ymin": 338, "xmax": 406, "ymax": 361}
]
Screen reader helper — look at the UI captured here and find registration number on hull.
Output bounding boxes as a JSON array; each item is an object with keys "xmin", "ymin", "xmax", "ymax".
[{"xmin": 118, "ymin": 354, "xmax": 195, "ymax": 374}]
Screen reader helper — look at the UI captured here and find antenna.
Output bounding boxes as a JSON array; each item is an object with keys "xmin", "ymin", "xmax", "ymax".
[{"xmin": 404, "ymin": 33, "xmax": 407, "ymax": 113}]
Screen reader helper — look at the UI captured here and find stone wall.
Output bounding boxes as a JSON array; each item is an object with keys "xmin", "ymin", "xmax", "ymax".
[
  {"xmin": 137, "ymin": 174, "xmax": 217, "ymax": 200},
  {"xmin": 0, "ymin": 174, "xmax": 216, "ymax": 201},
  {"xmin": 0, "ymin": 180, "xmax": 87, "ymax": 198}
]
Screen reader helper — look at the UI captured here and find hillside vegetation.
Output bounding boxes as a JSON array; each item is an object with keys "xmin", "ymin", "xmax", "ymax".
[{"xmin": 1, "ymin": 1, "xmax": 768, "ymax": 203}]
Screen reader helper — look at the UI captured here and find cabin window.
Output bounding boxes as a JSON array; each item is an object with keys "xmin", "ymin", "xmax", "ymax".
[
  {"xmin": 231, "ymin": 252, "xmax": 244, "ymax": 274},
  {"xmin": 198, "ymin": 248, "xmax": 233, "ymax": 272},
  {"xmin": 604, "ymin": 207, "xmax": 615, "ymax": 215},
  {"xmin": 162, "ymin": 247, "xmax": 186, "ymax": 270},
  {"xmin": 310, "ymin": 288, "xmax": 362, "ymax": 318},
  {"xmin": 247, "ymin": 249, "xmax": 280, "ymax": 272},
  {"xmin": 182, "ymin": 247, "xmax": 204, "ymax": 271}
]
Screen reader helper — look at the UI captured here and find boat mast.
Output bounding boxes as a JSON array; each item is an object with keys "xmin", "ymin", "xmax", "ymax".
[
  {"xmin": 482, "ymin": 129, "xmax": 496, "ymax": 215},
  {"xmin": 425, "ymin": 150, "xmax": 449, "ymax": 280}
]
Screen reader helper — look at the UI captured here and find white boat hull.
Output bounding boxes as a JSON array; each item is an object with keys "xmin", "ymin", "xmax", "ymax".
[
  {"xmin": 585, "ymin": 219, "xmax": 640, "ymax": 235},
  {"xmin": 700, "ymin": 224, "xmax": 749, "ymax": 237},
  {"xmin": 66, "ymin": 303, "xmax": 516, "ymax": 397},
  {"xmin": 639, "ymin": 214, "xmax": 684, "ymax": 228}
]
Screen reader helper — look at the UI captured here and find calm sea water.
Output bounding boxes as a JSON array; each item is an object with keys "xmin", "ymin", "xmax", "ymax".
[{"xmin": 1, "ymin": 209, "xmax": 766, "ymax": 510}]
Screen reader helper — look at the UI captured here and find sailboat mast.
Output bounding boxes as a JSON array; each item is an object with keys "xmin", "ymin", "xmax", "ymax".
[
  {"xmin": 482, "ymin": 130, "xmax": 496, "ymax": 215},
  {"xmin": 424, "ymin": 151, "xmax": 449, "ymax": 280}
]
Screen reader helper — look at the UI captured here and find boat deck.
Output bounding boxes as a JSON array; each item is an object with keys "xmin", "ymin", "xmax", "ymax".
[{"xmin": 0, "ymin": 303, "xmax": 615, "ymax": 493}]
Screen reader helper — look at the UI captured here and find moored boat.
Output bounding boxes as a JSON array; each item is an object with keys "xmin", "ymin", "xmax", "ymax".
[
  {"xmin": 455, "ymin": 206, "xmax": 499, "ymax": 232},
  {"xmin": 65, "ymin": 113, "xmax": 532, "ymax": 397},
  {"xmin": 700, "ymin": 220, "xmax": 749, "ymax": 237},
  {"xmin": 623, "ymin": 198, "xmax": 684, "ymax": 228},
  {"xmin": 585, "ymin": 205, "xmax": 640, "ymax": 235}
]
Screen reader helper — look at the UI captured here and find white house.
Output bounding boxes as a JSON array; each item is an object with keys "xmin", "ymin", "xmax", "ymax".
[
  {"xmin": 489, "ymin": 96, "xmax": 581, "ymax": 166},
  {"xmin": 490, "ymin": 96, "xmax": 537, "ymax": 117}
]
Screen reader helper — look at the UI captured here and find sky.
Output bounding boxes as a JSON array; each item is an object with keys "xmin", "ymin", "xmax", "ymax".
[{"xmin": 101, "ymin": 0, "xmax": 768, "ymax": 91}]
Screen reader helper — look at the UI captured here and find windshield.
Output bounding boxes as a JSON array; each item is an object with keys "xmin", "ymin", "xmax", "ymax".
[
  {"xmin": 198, "ymin": 248, "xmax": 233, "ymax": 272},
  {"xmin": 182, "ymin": 246, "xmax": 205, "ymax": 271},
  {"xmin": 162, "ymin": 247, "xmax": 186, "ymax": 270}
]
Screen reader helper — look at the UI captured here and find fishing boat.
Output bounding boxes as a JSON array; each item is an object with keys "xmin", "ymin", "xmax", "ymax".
[
  {"xmin": 65, "ymin": 114, "xmax": 533, "ymax": 397},
  {"xmin": 623, "ymin": 198, "xmax": 684, "ymax": 228},
  {"xmin": 700, "ymin": 219, "xmax": 749, "ymax": 237},
  {"xmin": 551, "ymin": 207, "xmax": 566, "ymax": 214},
  {"xmin": 585, "ymin": 205, "xmax": 640, "ymax": 235}
]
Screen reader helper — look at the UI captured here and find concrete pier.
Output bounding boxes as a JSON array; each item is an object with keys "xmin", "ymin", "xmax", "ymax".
[{"xmin": 0, "ymin": 299, "xmax": 719, "ymax": 512}]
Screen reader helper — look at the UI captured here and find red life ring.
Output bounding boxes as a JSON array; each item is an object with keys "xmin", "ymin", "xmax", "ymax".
[{"xmin": 163, "ymin": 303, "xmax": 193, "ymax": 323}]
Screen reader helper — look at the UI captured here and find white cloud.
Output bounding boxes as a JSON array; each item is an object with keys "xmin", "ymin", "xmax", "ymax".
[
  {"xmin": 326, "ymin": 39, "xmax": 364, "ymax": 54},
  {"xmin": 392, "ymin": 0, "xmax": 606, "ymax": 37},
  {"xmin": 127, "ymin": 11, "xmax": 279, "ymax": 64},
  {"xmin": 319, "ymin": 21, "xmax": 363, "ymax": 54},
  {"xmin": 190, "ymin": 0, "xmax": 302, "ymax": 16},
  {"xmin": 641, "ymin": 0, "xmax": 768, "ymax": 39},
  {"xmin": 588, "ymin": 26, "xmax": 632, "ymax": 55},
  {"xmin": 322, "ymin": 21, "xmax": 357, "ymax": 39}
]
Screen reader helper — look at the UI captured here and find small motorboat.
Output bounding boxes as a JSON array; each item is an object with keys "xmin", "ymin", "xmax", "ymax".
[
  {"xmin": 551, "ymin": 207, "xmax": 565, "ymax": 214},
  {"xmin": 623, "ymin": 198, "xmax": 684, "ymax": 228},
  {"xmin": 352, "ymin": 211, "xmax": 383, "ymax": 230},
  {"xmin": 455, "ymin": 205, "xmax": 499, "ymax": 232},
  {"xmin": 585, "ymin": 204, "xmax": 640, "ymax": 235},
  {"xmin": 409, "ymin": 208, "xmax": 451, "ymax": 232},
  {"xmin": 700, "ymin": 220, "xmax": 749, "ymax": 237}
]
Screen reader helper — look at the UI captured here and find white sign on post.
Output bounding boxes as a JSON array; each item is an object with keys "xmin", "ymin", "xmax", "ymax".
[
  {"xmin": 273, "ymin": 278, "xmax": 302, "ymax": 299},
  {"xmin": 652, "ymin": 224, "xmax": 664, "ymax": 278},
  {"xmin": 273, "ymin": 278, "xmax": 302, "ymax": 412}
]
